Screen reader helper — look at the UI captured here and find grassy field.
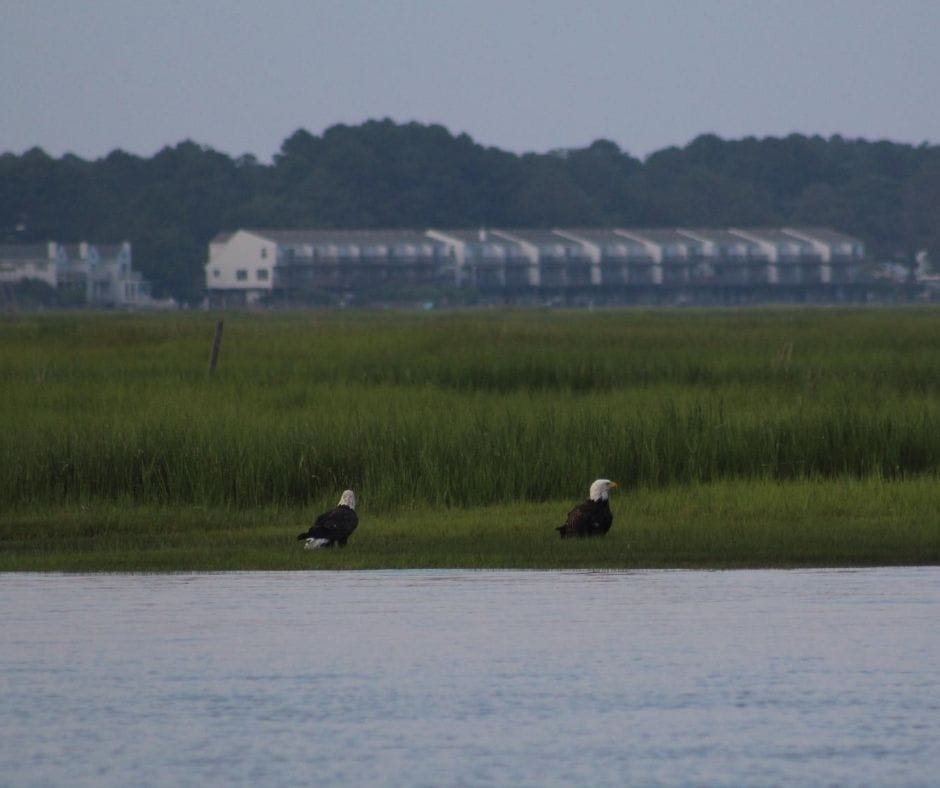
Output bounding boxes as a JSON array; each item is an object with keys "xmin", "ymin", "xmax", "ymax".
[
  {"xmin": 2, "ymin": 478, "xmax": 938, "ymax": 571},
  {"xmin": 2, "ymin": 307, "xmax": 940, "ymax": 570}
]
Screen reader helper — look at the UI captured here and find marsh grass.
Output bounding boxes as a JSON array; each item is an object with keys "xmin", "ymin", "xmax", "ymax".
[
  {"xmin": 2, "ymin": 308, "xmax": 940, "ymax": 569},
  {"xmin": 2, "ymin": 478, "xmax": 937, "ymax": 571}
]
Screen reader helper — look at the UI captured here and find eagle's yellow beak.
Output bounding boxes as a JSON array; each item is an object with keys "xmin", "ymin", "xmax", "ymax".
[{"xmin": 609, "ymin": 481, "xmax": 619, "ymax": 489}]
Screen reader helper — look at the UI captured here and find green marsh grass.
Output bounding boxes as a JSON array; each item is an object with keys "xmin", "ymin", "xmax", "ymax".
[
  {"xmin": 2, "ymin": 308, "xmax": 940, "ymax": 569},
  {"xmin": 2, "ymin": 478, "xmax": 937, "ymax": 571}
]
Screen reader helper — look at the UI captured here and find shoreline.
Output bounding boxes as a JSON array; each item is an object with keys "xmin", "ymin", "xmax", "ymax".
[{"xmin": 4, "ymin": 478, "xmax": 938, "ymax": 572}]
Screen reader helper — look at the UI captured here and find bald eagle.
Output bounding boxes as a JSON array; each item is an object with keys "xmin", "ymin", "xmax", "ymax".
[
  {"xmin": 556, "ymin": 479, "xmax": 618, "ymax": 538},
  {"xmin": 297, "ymin": 490, "xmax": 358, "ymax": 549}
]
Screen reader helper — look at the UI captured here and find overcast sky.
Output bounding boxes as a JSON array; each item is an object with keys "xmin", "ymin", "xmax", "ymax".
[{"xmin": 2, "ymin": 0, "xmax": 938, "ymax": 162}]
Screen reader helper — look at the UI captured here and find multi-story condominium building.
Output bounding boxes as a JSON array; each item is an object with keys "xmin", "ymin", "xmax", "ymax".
[
  {"xmin": 615, "ymin": 229, "xmax": 701, "ymax": 286},
  {"xmin": 0, "ymin": 241, "xmax": 154, "ymax": 308},
  {"xmin": 425, "ymin": 229, "xmax": 531, "ymax": 290},
  {"xmin": 551, "ymin": 229, "xmax": 656, "ymax": 287},
  {"xmin": 206, "ymin": 226, "xmax": 868, "ymax": 305},
  {"xmin": 676, "ymin": 229, "xmax": 767, "ymax": 286},
  {"xmin": 207, "ymin": 229, "xmax": 452, "ymax": 305},
  {"xmin": 781, "ymin": 227, "xmax": 866, "ymax": 284},
  {"xmin": 486, "ymin": 229, "xmax": 596, "ymax": 289},
  {"xmin": 728, "ymin": 228, "xmax": 817, "ymax": 285}
]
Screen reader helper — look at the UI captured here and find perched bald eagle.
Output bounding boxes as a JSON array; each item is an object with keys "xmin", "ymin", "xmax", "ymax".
[
  {"xmin": 297, "ymin": 490, "xmax": 358, "ymax": 549},
  {"xmin": 556, "ymin": 479, "xmax": 618, "ymax": 538}
]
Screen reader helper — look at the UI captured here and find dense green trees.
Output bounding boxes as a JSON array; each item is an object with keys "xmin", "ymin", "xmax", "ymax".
[{"xmin": 1, "ymin": 120, "xmax": 937, "ymax": 302}]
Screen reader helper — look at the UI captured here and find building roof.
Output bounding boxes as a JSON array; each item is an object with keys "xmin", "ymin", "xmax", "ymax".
[
  {"xmin": 430, "ymin": 229, "xmax": 529, "ymax": 257},
  {"xmin": 731, "ymin": 228, "xmax": 815, "ymax": 249},
  {"xmin": 493, "ymin": 229, "xmax": 590, "ymax": 253},
  {"xmin": 431, "ymin": 229, "xmax": 527, "ymax": 248},
  {"xmin": 431, "ymin": 229, "xmax": 504, "ymax": 244},
  {"xmin": 621, "ymin": 228, "xmax": 700, "ymax": 246},
  {"xmin": 677, "ymin": 229, "xmax": 765, "ymax": 254},
  {"xmin": 556, "ymin": 228, "xmax": 649, "ymax": 251},
  {"xmin": 95, "ymin": 243, "xmax": 130, "ymax": 258},
  {"xmin": 0, "ymin": 243, "xmax": 50, "ymax": 261},
  {"xmin": 246, "ymin": 229, "xmax": 441, "ymax": 247},
  {"xmin": 210, "ymin": 226, "xmax": 863, "ymax": 256},
  {"xmin": 678, "ymin": 228, "xmax": 755, "ymax": 245},
  {"xmin": 782, "ymin": 227, "xmax": 863, "ymax": 246}
]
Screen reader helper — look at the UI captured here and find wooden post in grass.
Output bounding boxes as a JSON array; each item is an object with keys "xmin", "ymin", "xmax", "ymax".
[{"xmin": 208, "ymin": 320, "xmax": 224, "ymax": 376}]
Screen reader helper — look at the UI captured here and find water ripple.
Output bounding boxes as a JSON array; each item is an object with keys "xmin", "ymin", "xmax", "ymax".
[{"xmin": 1, "ymin": 568, "xmax": 938, "ymax": 786}]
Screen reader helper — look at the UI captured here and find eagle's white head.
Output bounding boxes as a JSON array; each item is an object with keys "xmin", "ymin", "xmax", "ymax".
[
  {"xmin": 589, "ymin": 479, "xmax": 618, "ymax": 501},
  {"xmin": 338, "ymin": 489, "xmax": 356, "ymax": 509}
]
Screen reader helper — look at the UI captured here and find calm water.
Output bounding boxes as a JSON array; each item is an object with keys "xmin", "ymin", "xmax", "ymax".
[{"xmin": 2, "ymin": 568, "xmax": 939, "ymax": 787}]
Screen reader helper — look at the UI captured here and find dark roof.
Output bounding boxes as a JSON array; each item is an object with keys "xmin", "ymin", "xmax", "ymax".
[
  {"xmin": 493, "ymin": 229, "xmax": 589, "ymax": 252},
  {"xmin": 0, "ymin": 243, "xmax": 50, "ymax": 261},
  {"xmin": 210, "ymin": 226, "xmax": 863, "ymax": 252},
  {"xmin": 678, "ymin": 229, "xmax": 763, "ymax": 251},
  {"xmin": 556, "ymin": 229, "xmax": 649, "ymax": 250},
  {"xmin": 783, "ymin": 227, "xmax": 862, "ymax": 245},
  {"xmin": 430, "ymin": 229, "xmax": 527, "ymax": 251},
  {"xmin": 731, "ymin": 228, "xmax": 814, "ymax": 248},
  {"xmin": 432, "ymin": 229, "xmax": 504, "ymax": 243},
  {"xmin": 248, "ymin": 229, "xmax": 440, "ymax": 246},
  {"xmin": 621, "ymin": 229, "xmax": 699, "ymax": 245}
]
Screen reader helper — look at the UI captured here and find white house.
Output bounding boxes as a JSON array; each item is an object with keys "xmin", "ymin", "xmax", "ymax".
[
  {"xmin": 206, "ymin": 230, "xmax": 277, "ymax": 304},
  {"xmin": 66, "ymin": 242, "xmax": 153, "ymax": 306},
  {"xmin": 0, "ymin": 242, "xmax": 63, "ymax": 289},
  {"xmin": 0, "ymin": 240, "xmax": 154, "ymax": 307}
]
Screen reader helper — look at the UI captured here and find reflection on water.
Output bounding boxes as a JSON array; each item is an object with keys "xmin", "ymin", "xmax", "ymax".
[{"xmin": 2, "ymin": 568, "xmax": 939, "ymax": 786}]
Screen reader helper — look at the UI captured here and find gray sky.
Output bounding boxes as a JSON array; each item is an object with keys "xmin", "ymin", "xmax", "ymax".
[{"xmin": 2, "ymin": 0, "xmax": 938, "ymax": 162}]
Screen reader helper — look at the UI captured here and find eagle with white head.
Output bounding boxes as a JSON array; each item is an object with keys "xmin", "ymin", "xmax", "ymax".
[
  {"xmin": 556, "ymin": 479, "xmax": 618, "ymax": 538},
  {"xmin": 297, "ymin": 489, "xmax": 359, "ymax": 549}
]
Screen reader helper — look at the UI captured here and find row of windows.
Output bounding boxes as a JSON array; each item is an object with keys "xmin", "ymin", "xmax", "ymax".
[
  {"xmin": 284, "ymin": 244, "xmax": 437, "ymax": 257},
  {"xmin": 211, "ymin": 268, "xmax": 269, "ymax": 281}
]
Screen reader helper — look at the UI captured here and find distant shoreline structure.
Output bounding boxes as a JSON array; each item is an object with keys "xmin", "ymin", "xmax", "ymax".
[{"xmin": 205, "ymin": 225, "xmax": 911, "ymax": 308}]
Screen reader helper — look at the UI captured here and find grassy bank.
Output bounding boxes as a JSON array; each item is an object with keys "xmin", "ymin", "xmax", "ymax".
[
  {"xmin": 2, "ymin": 478, "xmax": 938, "ymax": 572},
  {"xmin": 2, "ymin": 308, "xmax": 940, "ymax": 570}
]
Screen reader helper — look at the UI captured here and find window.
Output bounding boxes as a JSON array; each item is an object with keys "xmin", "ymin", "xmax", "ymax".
[
  {"xmin": 257, "ymin": 268, "xmax": 269, "ymax": 281},
  {"xmin": 236, "ymin": 269, "xmax": 248, "ymax": 281},
  {"xmin": 212, "ymin": 269, "xmax": 220, "ymax": 278},
  {"xmin": 260, "ymin": 248, "xmax": 268, "ymax": 259}
]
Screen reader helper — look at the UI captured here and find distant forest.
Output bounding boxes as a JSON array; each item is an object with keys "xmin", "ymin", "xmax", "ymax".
[{"xmin": 2, "ymin": 119, "xmax": 939, "ymax": 302}]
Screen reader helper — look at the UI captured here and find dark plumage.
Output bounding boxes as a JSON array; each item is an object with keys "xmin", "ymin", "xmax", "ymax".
[
  {"xmin": 297, "ymin": 489, "xmax": 358, "ymax": 549},
  {"xmin": 556, "ymin": 479, "xmax": 618, "ymax": 539}
]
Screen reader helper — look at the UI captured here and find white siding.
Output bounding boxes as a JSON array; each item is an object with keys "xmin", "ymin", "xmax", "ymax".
[{"xmin": 206, "ymin": 231, "xmax": 276, "ymax": 291}]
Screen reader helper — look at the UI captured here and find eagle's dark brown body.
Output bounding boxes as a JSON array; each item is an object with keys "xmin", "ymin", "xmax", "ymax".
[
  {"xmin": 297, "ymin": 504, "xmax": 358, "ymax": 548},
  {"xmin": 556, "ymin": 497, "xmax": 613, "ymax": 539}
]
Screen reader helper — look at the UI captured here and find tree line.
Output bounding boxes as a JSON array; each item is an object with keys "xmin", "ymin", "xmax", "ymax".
[{"xmin": 1, "ymin": 119, "xmax": 938, "ymax": 302}]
